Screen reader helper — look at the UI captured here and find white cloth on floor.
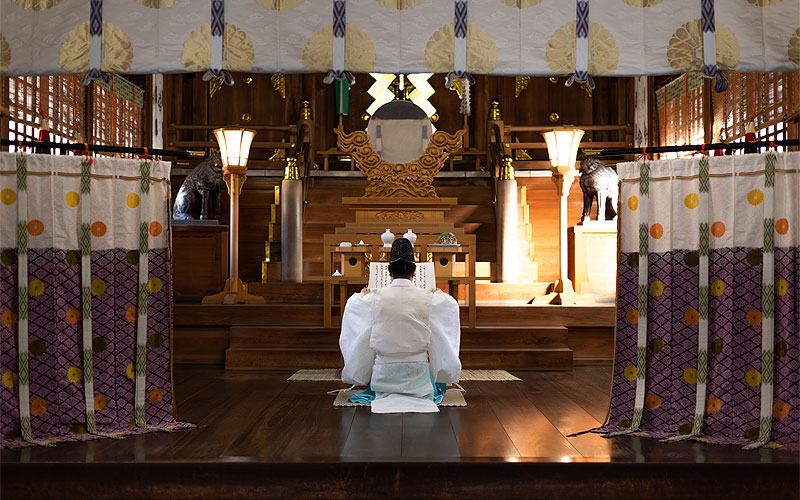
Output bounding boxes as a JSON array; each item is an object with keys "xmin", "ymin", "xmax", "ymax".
[{"xmin": 339, "ymin": 278, "xmax": 461, "ymax": 413}]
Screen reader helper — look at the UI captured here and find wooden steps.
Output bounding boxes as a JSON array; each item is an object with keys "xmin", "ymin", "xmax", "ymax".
[
  {"xmin": 174, "ymin": 303, "xmax": 614, "ymax": 369},
  {"xmin": 223, "ymin": 325, "xmax": 572, "ymax": 370}
]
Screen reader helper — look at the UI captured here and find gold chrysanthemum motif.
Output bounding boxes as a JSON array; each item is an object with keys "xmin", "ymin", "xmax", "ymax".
[
  {"xmin": 424, "ymin": 23, "xmax": 497, "ymax": 74},
  {"xmin": 302, "ymin": 24, "xmax": 376, "ymax": 73},
  {"xmin": 182, "ymin": 23, "xmax": 255, "ymax": 72},
  {"xmin": 790, "ymin": 28, "xmax": 800, "ymax": 69},
  {"xmin": 498, "ymin": 0, "xmax": 544, "ymax": 6},
  {"xmin": 0, "ymin": 34, "xmax": 9, "ymax": 74},
  {"xmin": 545, "ymin": 22, "xmax": 619, "ymax": 75},
  {"xmin": 10, "ymin": 0, "xmax": 61, "ymax": 10},
  {"xmin": 256, "ymin": 0, "xmax": 305, "ymax": 9},
  {"xmin": 59, "ymin": 22, "xmax": 133, "ymax": 74},
  {"xmin": 745, "ymin": 0, "xmax": 782, "ymax": 5},
  {"xmin": 374, "ymin": 0, "xmax": 425, "ymax": 8},
  {"xmin": 620, "ymin": 0, "xmax": 664, "ymax": 6},
  {"xmin": 137, "ymin": 0, "xmax": 179, "ymax": 7},
  {"xmin": 667, "ymin": 19, "xmax": 739, "ymax": 72}
]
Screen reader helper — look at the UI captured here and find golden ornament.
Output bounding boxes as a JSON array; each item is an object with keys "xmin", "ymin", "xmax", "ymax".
[
  {"xmin": 546, "ymin": 22, "xmax": 619, "ymax": 76},
  {"xmin": 498, "ymin": 0, "xmax": 544, "ymax": 7},
  {"xmin": 257, "ymin": 0, "xmax": 306, "ymax": 9},
  {"xmin": 424, "ymin": 23, "xmax": 497, "ymax": 74},
  {"xmin": 59, "ymin": 22, "xmax": 133, "ymax": 74},
  {"xmin": 620, "ymin": 0, "xmax": 664, "ymax": 6},
  {"xmin": 789, "ymin": 28, "xmax": 800, "ymax": 69},
  {"xmin": 137, "ymin": 0, "xmax": 179, "ymax": 7},
  {"xmin": 374, "ymin": 0, "xmax": 425, "ymax": 8},
  {"xmin": 0, "ymin": 34, "xmax": 9, "ymax": 74},
  {"xmin": 302, "ymin": 24, "xmax": 376, "ymax": 73},
  {"xmin": 182, "ymin": 23, "xmax": 254, "ymax": 72},
  {"xmin": 745, "ymin": 0, "xmax": 783, "ymax": 5},
  {"xmin": 667, "ymin": 20, "xmax": 740, "ymax": 73},
  {"xmin": 10, "ymin": 0, "xmax": 61, "ymax": 10}
]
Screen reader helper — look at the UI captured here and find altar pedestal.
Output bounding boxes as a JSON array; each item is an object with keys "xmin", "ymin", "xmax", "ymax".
[
  {"xmin": 173, "ymin": 224, "xmax": 228, "ymax": 298},
  {"xmin": 569, "ymin": 221, "xmax": 618, "ymax": 301}
]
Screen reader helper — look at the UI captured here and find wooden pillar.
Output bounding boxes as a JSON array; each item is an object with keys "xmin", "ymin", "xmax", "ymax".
[
  {"xmin": 496, "ymin": 156, "xmax": 518, "ymax": 283},
  {"xmin": 281, "ymin": 157, "xmax": 303, "ymax": 282}
]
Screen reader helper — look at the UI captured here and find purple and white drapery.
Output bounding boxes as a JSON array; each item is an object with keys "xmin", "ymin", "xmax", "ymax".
[
  {"xmin": 79, "ymin": 0, "xmax": 111, "ymax": 86},
  {"xmin": 323, "ymin": 0, "xmax": 355, "ymax": 86},
  {"xmin": 593, "ymin": 152, "xmax": 799, "ymax": 451},
  {"xmin": 0, "ymin": 153, "xmax": 193, "ymax": 448},
  {"xmin": 565, "ymin": 0, "xmax": 594, "ymax": 90},
  {"xmin": 700, "ymin": 0, "xmax": 728, "ymax": 93},
  {"xmin": 445, "ymin": 0, "xmax": 473, "ymax": 115},
  {"xmin": 202, "ymin": 0, "xmax": 233, "ymax": 86}
]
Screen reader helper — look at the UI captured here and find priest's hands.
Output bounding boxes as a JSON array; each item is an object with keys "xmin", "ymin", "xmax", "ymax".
[{"xmin": 361, "ymin": 288, "xmax": 371, "ymax": 294}]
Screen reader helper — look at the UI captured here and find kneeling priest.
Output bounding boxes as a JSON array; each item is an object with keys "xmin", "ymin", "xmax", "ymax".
[{"xmin": 339, "ymin": 238, "xmax": 461, "ymax": 413}]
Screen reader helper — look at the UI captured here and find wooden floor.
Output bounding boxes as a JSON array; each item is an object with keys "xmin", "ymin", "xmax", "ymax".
[{"xmin": 2, "ymin": 365, "xmax": 798, "ymax": 500}]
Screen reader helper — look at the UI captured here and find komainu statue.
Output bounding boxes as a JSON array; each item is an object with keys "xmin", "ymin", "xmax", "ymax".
[
  {"xmin": 579, "ymin": 158, "xmax": 618, "ymax": 224},
  {"xmin": 172, "ymin": 158, "xmax": 226, "ymax": 221}
]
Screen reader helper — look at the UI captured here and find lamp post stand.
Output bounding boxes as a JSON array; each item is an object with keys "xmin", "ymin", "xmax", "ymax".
[{"xmin": 202, "ymin": 164, "xmax": 265, "ymax": 304}]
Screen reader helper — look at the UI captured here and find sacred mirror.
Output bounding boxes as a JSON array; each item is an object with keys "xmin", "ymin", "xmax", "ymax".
[
  {"xmin": 366, "ymin": 100, "xmax": 433, "ymax": 164},
  {"xmin": 335, "ymin": 99, "xmax": 464, "ymax": 198}
]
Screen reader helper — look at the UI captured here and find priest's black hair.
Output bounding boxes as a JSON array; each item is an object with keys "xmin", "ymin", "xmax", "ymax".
[
  {"xmin": 388, "ymin": 260, "xmax": 416, "ymax": 279},
  {"xmin": 388, "ymin": 238, "xmax": 416, "ymax": 279}
]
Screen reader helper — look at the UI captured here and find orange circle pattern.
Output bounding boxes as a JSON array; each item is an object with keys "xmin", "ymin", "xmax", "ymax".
[
  {"xmin": 745, "ymin": 309, "xmax": 762, "ymax": 326},
  {"xmin": 684, "ymin": 309, "xmax": 699, "ymax": 326},
  {"xmin": 149, "ymin": 388, "xmax": 165, "ymax": 403},
  {"xmin": 773, "ymin": 401, "xmax": 789, "ymax": 419},
  {"xmin": 649, "ymin": 223, "xmax": 663, "ymax": 239},
  {"xmin": 775, "ymin": 218, "xmax": 789, "ymax": 235},
  {"xmin": 31, "ymin": 397, "xmax": 47, "ymax": 416},
  {"xmin": 711, "ymin": 221, "xmax": 725, "ymax": 237},
  {"xmin": 27, "ymin": 220, "xmax": 44, "ymax": 236},
  {"xmin": 706, "ymin": 397, "xmax": 722, "ymax": 414},
  {"xmin": 65, "ymin": 308, "xmax": 80, "ymax": 325},
  {"xmin": 626, "ymin": 309, "xmax": 639, "ymax": 325},
  {"xmin": 91, "ymin": 221, "xmax": 107, "ymax": 237},
  {"xmin": 645, "ymin": 394, "xmax": 662, "ymax": 410},
  {"xmin": 149, "ymin": 221, "xmax": 162, "ymax": 237},
  {"xmin": 94, "ymin": 394, "xmax": 108, "ymax": 411},
  {"xmin": 125, "ymin": 306, "xmax": 137, "ymax": 322},
  {"xmin": 1, "ymin": 310, "xmax": 17, "ymax": 327}
]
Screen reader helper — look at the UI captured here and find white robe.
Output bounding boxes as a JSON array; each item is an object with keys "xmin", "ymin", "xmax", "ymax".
[{"xmin": 339, "ymin": 278, "xmax": 461, "ymax": 413}]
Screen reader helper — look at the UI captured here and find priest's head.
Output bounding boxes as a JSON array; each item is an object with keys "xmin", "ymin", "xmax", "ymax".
[{"xmin": 388, "ymin": 237, "xmax": 416, "ymax": 280}]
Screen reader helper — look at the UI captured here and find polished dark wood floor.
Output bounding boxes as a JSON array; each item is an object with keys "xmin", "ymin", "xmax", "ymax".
[{"xmin": 3, "ymin": 365, "xmax": 798, "ymax": 500}]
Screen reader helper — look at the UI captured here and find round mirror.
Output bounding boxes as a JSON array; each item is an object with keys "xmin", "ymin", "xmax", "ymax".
[{"xmin": 367, "ymin": 100, "xmax": 433, "ymax": 164}]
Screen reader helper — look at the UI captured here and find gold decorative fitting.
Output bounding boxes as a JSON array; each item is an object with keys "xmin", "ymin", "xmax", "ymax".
[
  {"xmin": 489, "ymin": 99, "xmax": 502, "ymax": 121},
  {"xmin": 515, "ymin": 76, "xmax": 530, "ymax": 98},
  {"xmin": 549, "ymin": 112, "xmax": 560, "ymax": 123},
  {"xmin": 243, "ymin": 74, "xmax": 253, "ymax": 84},
  {"xmin": 241, "ymin": 113, "xmax": 252, "ymax": 123},
  {"xmin": 270, "ymin": 73, "xmax": 286, "ymax": 98},
  {"xmin": 209, "ymin": 77, "xmax": 224, "ymax": 99},
  {"xmin": 299, "ymin": 99, "xmax": 312, "ymax": 120},
  {"xmin": 448, "ymin": 77, "xmax": 463, "ymax": 99},
  {"xmin": 549, "ymin": 77, "xmax": 558, "ymax": 84},
  {"xmin": 579, "ymin": 81, "xmax": 593, "ymax": 97},
  {"xmin": 284, "ymin": 156, "xmax": 299, "ymax": 180},
  {"xmin": 499, "ymin": 156, "xmax": 515, "ymax": 180},
  {"xmin": 430, "ymin": 112, "xmax": 439, "ymax": 123},
  {"xmin": 361, "ymin": 112, "xmax": 371, "ymax": 121}
]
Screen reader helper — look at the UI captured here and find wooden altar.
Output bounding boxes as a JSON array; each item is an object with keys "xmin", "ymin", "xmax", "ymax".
[{"xmin": 314, "ymin": 196, "xmax": 478, "ymax": 328}]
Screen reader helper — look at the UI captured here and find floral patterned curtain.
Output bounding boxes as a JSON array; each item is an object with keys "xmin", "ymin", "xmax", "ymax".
[
  {"xmin": 597, "ymin": 152, "xmax": 798, "ymax": 450},
  {"xmin": 0, "ymin": 153, "xmax": 192, "ymax": 448}
]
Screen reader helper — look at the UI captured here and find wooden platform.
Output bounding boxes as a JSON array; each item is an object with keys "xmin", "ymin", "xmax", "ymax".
[
  {"xmin": 174, "ymin": 302, "xmax": 615, "ymax": 369},
  {"xmin": 2, "ymin": 365, "xmax": 797, "ymax": 500}
]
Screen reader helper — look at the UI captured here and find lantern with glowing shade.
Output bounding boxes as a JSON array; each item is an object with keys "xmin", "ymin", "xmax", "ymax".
[
  {"xmin": 534, "ymin": 127, "xmax": 591, "ymax": 305},
  {"xmin": 203, "ymin": 128, "xmax": 265, "ymax": 304}
]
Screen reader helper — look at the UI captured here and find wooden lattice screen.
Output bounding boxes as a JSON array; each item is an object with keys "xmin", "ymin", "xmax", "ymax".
[
  {"xmin": 6, "ymin": 74, "xmax": 143, "ymax": 155},
  {"xmin": 655, "ymin": 72, "xmax": 705, "ymax": 158}
]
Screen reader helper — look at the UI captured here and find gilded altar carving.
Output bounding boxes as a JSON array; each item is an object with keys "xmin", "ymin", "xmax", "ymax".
[
  {"xmin": 375, "ymin": 211, "xmax": 424, "ymax": 222},
  {"xmin": 335, "ymin": 128, "xmax": 465, "ymax": 198}
]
